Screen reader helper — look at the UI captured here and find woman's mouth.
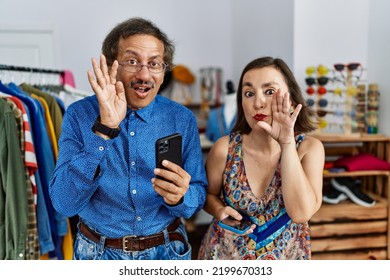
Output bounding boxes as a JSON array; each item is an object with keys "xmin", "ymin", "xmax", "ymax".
[{"xmin": 253, "ymin": 114, "xmax": 267, "ymax": 121}]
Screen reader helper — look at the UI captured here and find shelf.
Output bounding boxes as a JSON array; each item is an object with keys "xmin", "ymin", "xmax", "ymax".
[
  {"xmin": 310, "ymin": 192, "xmax": 388, "ymax": 260},
  {"xmin": 324, "ymin": 170, "xmax": 390, "ymax": 178},
  {"xmin": 311, "ymin": 192, "xmax": 387, "ymax": 223},
  {"xmin": 310, "ymin": 134, "xmax": 390, "ymax": 260},
  {"xmin": 311, "ymin": 133, "xmax": 390, "ymax": 143}
]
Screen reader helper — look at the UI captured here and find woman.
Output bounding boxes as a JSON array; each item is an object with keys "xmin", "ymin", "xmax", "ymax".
[{"xmin": 198, "ymin": 57, "xmax": 324, "ymax": 260}]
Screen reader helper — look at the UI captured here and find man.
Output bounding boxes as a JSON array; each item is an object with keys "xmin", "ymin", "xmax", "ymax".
[{"xmin": 49, "ymin": 17, "xmax": 207, "ymax": 260}]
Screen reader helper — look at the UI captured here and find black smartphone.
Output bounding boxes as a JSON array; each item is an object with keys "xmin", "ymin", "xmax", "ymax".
[
  {"xmin": 218, "ymin": 217, "xmax": 252, "ymax": 235},
  {"xmin": 155, "ymin": 133, "xmax": 182, "ymax": 173}
]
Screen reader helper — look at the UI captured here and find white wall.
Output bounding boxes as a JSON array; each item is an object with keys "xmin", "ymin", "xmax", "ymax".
[
  {"xmin": 232, "ymin": 0, "xmax": 294, "ymax": 84},
  {"xmin": 368, "ymin": 0, "xmax": 390, "ymax": 135},
  {"xmin": 294, "ymin": 0, "xmax": 370, "ymax": 84}
]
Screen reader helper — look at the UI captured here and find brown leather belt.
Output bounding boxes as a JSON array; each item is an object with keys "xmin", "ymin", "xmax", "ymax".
[{"xmin": 79, "ymin": 218, "xmax": 185, "ymax": 252}]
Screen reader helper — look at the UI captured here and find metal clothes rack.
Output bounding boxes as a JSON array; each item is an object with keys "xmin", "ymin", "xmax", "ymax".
[{"xmin": 0, "ymin": 64, "xmax": 64, "ymax": 74}]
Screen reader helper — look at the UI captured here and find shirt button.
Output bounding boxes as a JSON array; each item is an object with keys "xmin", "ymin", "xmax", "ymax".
[
  {"xmin": 19, "ymin": 253, "xmax": 24, "ymax": 258},
  {"xmin": 99, "ymin": 146, "xmax": 104, "ymax": 151},
  {"xmin": 137, "ymin": 216, "xmax": 142, "ymax": 222},
  {"xmin": 131, "ymin": 112, "xmax": 135, "ymax": 116},
  {"xmin": 130, "ymin": 132, "xmax": 135, "ymax": 136},
  {"xmin": 131, "ymin": 161, "xmax": 135, "ymax": 166},
  {"xmin": 132, "ymin": 190, "xmax": 137, "ymax": 194}
]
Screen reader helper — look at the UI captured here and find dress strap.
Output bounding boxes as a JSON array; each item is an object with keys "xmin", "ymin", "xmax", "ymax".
[{"xmin": 295, "ymin": 133, "xmax": 305, "ymax": 148}]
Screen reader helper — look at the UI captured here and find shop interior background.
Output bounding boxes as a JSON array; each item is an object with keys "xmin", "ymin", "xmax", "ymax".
[{"xmin": 0, "ymin": 0, "xmax": 389, "ymax": 135}]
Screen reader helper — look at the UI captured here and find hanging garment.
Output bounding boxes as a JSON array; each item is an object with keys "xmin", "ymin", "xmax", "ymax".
[
  {"xmin": 2, "ymin": 82, "xmax": 61, "ymax": 257},
  {"xmin": 31, "ymin": 94, "xmax": 58, "ymax": 159},
  {"xmin": 4, "ymin": 96, "xmax": 40, "ymax": 259},
  {"xmin": 0, "ymin": 65, "xmax": 76, "ymax": 259},
  {"xmin": 59, "ymin": 84, "xmax": 91, "ymax": 109},
  {"xmin": 19, "ymin": 83, "xmax": 63, "ymax": 143},
  {"xmin": 206, "ymin": 104, "xmax": 236, "ymax": 142},
  {"xmin": 0, "ymin": 98, "xmax": 29, "ymax": 259}
]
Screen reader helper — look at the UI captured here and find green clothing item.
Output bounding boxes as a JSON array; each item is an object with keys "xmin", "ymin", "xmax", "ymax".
[
  {"xmin": 0, "ymin": 98, "xmax": 28, "ymax": 259},
  {"xmin": 19, "ymin": 83, "xmax": 63, "ymax": 142},
  {"xmin": 5, "ymin": 98, "xmax": 40, "ymax": 259}
]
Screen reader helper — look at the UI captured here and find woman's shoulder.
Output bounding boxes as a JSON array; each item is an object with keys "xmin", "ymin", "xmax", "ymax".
[
  {"xmin": 212, "ymin": 135, "xmax": 230, "ymax": 151},
  {"xmin": 300, "ymin": 134, "xmax": 323, "ymax": 145},
  {"xmin": 297, "ymin": 134, "xmax": 325, "ymax": 155},
  {"xmin": 209, "ymin": 132, "xmax": 242, "ymax": 158},
  {"xmin": 214, "ymin": 131, "xmax": 242, "ymax": 147}
]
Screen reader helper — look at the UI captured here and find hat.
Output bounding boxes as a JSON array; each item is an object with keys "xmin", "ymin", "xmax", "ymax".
[{"xmin": 172, "ymin": 65, "xmax": 195, "ymax": 85}]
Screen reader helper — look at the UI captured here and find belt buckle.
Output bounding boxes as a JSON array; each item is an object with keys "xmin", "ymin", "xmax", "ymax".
[{"xmin": 122, "ymin": 235, "xmax": 137, "ymax": 252}]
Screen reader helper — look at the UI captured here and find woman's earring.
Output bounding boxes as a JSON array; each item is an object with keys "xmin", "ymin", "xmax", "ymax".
[{"xmin": 289, "ymin": 107, "xmax": 294, "ymax": 114}]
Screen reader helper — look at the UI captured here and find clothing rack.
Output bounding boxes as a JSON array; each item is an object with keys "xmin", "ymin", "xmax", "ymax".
[{"xmin": 0, "ymin": 64, "xmax": 64, "ymax": 74}]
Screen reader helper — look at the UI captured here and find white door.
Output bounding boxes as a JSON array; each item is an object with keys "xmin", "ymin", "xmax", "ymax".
[{"xmin": 0, "ymin": 26, "xmax": 58, "ymax": 83}]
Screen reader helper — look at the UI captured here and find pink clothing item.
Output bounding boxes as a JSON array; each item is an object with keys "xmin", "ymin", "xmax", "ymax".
[
  {"xmin": 60, "ymin": 70, "xmax": 76, "ymax": 87},
  {"xmin": 335, "ymin": 153, "xmax": 390, "ymax": 171}
]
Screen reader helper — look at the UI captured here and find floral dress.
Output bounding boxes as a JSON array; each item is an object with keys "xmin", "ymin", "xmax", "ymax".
[{"xmin": 198, "ymin": 132, "xmax": 311, "ymax": 260}]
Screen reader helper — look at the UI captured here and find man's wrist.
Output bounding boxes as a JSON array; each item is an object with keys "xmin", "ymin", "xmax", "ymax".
[{"xmin": 92, "ymin": 116, "xmax": 121, "ymax": 139}]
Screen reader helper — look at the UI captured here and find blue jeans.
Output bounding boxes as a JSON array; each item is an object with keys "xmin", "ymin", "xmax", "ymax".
[{"xmin": 73, "ymin": 223, "xmax": 192, "ymax": 260}]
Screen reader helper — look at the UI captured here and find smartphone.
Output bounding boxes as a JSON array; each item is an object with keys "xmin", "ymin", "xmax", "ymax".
[
  {"xmin": 155, "ymin": 133, "xmax": 182, "ymax": 174},
  {"xmin": 218, "ymin": 217, "xmax": 252, "ymax": 235}
]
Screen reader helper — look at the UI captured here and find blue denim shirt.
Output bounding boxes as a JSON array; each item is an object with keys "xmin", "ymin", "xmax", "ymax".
[{"xmin": 49, "ymin": 95, "xmax": 207, "ymax": 238}]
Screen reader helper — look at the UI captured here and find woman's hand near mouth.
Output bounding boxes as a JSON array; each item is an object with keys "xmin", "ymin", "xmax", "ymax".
[{"xmin": 256, "ymin": 90, "xmax": 302, "ymax": 145}]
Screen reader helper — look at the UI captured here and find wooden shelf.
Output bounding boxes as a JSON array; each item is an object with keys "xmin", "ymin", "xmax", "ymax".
[
  {"xmin": 311, "ymin": 193, "xmax": 387, "ymax": 223},
  {"xmin": 312, "ymin": 249, "xmax": 388, "ymax": 260},
  {"xmin": 324, "ymin": 170, "xmax": 390, "ymax": 178},
  {"xmin": 311, "ymin": 133, "xmax": 390, "ymax": 143},
  {"xmin": 309, "ymin": 134, "xmax": 390, "ymax": 260},
  {"xmin": 310, "ymin": 193, "xmax": 388, "ymax": 260}
]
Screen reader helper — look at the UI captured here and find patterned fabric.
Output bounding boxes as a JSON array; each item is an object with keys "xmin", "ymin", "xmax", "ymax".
[
  {"xmin": 198, "ymin": 132, "xmax": 311, "ymax": 260},
  {"xmin": 8, "ymin": 96, "xmax": 38, "ymax": 206}
]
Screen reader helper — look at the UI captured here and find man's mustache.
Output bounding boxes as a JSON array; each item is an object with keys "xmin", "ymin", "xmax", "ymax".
[{"xmin": 130, "ymin": 80, "xmax": 155, "ymax": 89}]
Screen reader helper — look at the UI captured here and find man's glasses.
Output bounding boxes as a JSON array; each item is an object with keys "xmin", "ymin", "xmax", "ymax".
[{"xmin": 118, "ymin": 60, "xmax": 168, "ymax": 74}]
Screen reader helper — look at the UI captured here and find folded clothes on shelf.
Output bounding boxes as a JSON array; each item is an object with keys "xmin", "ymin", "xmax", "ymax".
[{"xmin": 334, "ymin": 153, "xmax": 390, "ymax": 172}]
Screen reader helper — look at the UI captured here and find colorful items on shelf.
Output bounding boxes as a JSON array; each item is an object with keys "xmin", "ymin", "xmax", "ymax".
[
  {"xmin": 367, "ymin": 83, "xmax": 380, "ymax": 134},
  {"xmin": 304, "ymin": 65, "xmax": 330, "ymax": 131},
  {"xmin": 304, "ymin": 62, "xmax": 377, "ymax": 135}
]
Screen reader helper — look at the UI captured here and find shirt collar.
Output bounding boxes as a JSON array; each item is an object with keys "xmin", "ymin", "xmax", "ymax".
[{"xmin": 126, "ymin": 96, "xmax": 158, "ymax": 123}]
